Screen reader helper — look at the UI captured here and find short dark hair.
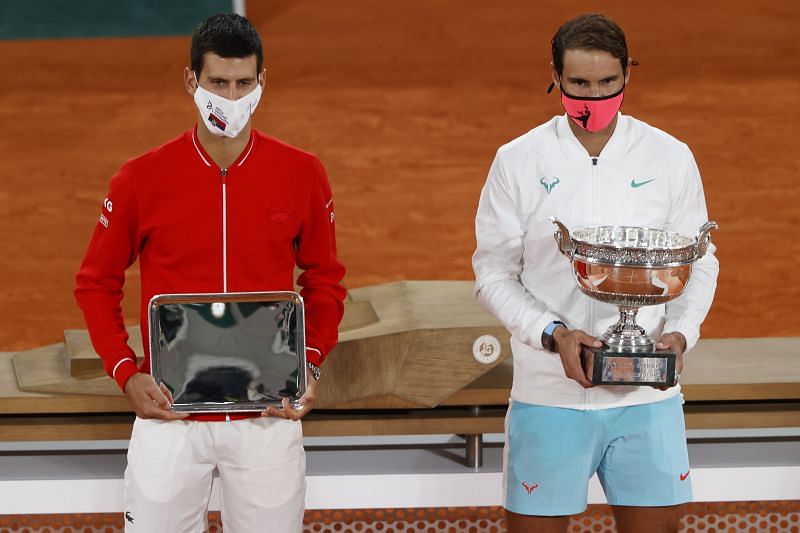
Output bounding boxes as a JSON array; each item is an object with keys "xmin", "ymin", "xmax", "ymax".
[
  {"xmin": 551, "ymin": 14, "xmax": 628, "ymax": 77},
  {"xmin": 190, "ymin": 13, "xmax": 264, "ymax": 78}
]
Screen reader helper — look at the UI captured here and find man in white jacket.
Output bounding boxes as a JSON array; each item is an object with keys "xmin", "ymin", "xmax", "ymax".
[{"xmin": 472, "ymin": 13, "xmax": 719, "ymax": 533}]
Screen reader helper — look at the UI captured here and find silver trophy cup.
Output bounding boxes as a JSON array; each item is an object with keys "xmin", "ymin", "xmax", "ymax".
[{"xmin": 551, "ymin": 217, "xmax": 717, "ymax": 386}]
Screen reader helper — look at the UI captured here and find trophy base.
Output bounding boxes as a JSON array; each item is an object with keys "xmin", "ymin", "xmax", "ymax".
[{"xmin": 582, "ymin": 347, "xmax": 677, "ymax": 387}]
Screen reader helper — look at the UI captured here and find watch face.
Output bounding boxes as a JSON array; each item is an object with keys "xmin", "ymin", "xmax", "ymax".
[
  {"xmin": 542, "ymin": 333, "xmax": 554, "ymax": 353},
  {"xmin": 549, "ymin": 336, "xmax": 557, "ymax": 352}
]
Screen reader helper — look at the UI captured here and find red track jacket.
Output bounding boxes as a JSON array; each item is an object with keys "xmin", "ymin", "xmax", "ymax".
[{"xmin": 75, "ymin": 127, "xmax": 346, "ymax": 394}]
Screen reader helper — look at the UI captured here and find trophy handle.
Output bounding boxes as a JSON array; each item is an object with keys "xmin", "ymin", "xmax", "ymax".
[
  {"xmin": 549, "ymin": 217, "xmax": 574, "ymax": 259},
  {"xmin": 694, "ymin": 221, "xmax": 718, "ymax": 259}
]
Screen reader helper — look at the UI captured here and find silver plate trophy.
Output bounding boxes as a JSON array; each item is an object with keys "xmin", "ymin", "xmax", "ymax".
[
  {"xmin": 148, "ymin": 291, "xmax": 306, "ymax": 413},
  {"xmin": 551, "ymin": 218, "xmax": 717, "ymax": 386}
]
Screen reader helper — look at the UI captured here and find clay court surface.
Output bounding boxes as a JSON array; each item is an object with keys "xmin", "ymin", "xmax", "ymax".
[{"xmin": 1, "ymin": 1, "xmax": 798, "ymax": 351}]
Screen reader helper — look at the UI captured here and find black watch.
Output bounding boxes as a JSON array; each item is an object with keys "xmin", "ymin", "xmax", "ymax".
[{"xmin": 541, "ymin": 320, "xmax": 567, "ymax": 352}]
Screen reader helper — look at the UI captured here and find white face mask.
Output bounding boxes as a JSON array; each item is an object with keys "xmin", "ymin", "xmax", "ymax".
[{"xmin": 193, "ymin": 74, "xmax": 262, "ymax": 138}]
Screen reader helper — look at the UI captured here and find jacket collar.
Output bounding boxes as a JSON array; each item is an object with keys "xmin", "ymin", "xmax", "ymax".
[
  {"xmin": 555, "ymin": 113, "xmax": 630, "ymax": 161},
  {"xmin": 188, "ymin": 126, "xmax": 258, "ymax": 169}
]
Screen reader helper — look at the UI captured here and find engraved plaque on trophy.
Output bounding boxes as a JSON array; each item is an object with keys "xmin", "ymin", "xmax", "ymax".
[
  {"xmin": 148, "ymin": 291, "xmax": 306, "ymax": 413},
  {"xmin": 551, "ymin": 218, "xmax": 717, "ymax": 387}
]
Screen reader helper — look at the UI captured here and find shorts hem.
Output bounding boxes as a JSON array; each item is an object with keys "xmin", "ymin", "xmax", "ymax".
[
  {"xmin": 606, "ymin": 496, "xmax": 693, "ymax": 508},
  {"xmin": 503, "ymin": 503, "xmax": 586, "ymax": 517}
]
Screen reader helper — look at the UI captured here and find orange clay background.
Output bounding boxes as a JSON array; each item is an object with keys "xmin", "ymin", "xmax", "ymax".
[{"xmin": 1, "ymin": 0, "xmax": 798, "ymax": 351}]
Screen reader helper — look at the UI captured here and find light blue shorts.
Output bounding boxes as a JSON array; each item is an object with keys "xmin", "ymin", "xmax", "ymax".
[{"xmin": 504, "ymin": 394, "xmax": 692, "ymax": 516}]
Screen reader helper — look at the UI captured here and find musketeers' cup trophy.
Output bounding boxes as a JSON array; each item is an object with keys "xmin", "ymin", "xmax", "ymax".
[{"xmin": 551, "ymin": 217, "xmax": 717, "ymax": 387}]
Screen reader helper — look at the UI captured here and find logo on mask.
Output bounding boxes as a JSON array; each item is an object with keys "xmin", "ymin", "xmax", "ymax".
[
  {"xmin": 540, "ymin": 176, "xmax": 560, "ymax": 194},
  {"xmin": 208, "ymin": 112, "xmax": 227, "ymax": 131},
  {"xmin": 570, "ymin": 104, "xmax": 591, "ymax": 130},
  {"xmin": 206, "ymin": 101, "xmax": 212, "ymax": 110}
]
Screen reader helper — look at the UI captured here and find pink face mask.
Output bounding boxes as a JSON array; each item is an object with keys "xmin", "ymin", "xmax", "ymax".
[{"xmin": 559, "ymin": 86, "xmax": 624, "ymax": 133}]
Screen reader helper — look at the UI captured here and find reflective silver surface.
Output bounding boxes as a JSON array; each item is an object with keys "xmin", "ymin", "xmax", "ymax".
[
  {"xmin": 148, "ymin": 292, "xmax": 306, "ymax": 413},
  {"xmin": 600, "ymin": 355, "xmax": 669, "ymax": 384},
  {"xmin": 573, "ymin": 262, "xmax": 693, "ymax": 307},
  {"xmin": 552, "ymin": 218, "xmax": 717, "ymax": 359}
]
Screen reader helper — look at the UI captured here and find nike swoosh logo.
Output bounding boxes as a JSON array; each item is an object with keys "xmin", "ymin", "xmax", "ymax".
[
  {"xmin": 679, "ymin": 470, "xmax": 690, "ymax": 481},
  {"xmin": 631, "ymin": 178, "xmax": 656, "ymax": 188}
]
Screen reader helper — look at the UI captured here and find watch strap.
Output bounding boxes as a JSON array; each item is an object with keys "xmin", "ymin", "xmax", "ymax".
[
  {"xmin": 544, "ymin": 320, "xmax": 566, "ymax": 336},
  {"xmin": 306, "ymin": 361, "xmax": 321, "ymax": 381},
  {"xmin": 542, "ymin": 320, "xmax": 567, "ymax": 352}
]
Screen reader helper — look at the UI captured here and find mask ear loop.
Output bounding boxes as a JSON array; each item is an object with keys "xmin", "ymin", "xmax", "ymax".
[{"xmin": 547, "ymin": 71, "xmax": 561, "ymax": 94}]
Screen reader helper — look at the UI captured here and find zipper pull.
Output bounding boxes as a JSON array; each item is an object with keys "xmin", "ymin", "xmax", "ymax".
[
  {"xmin": 220, "ymin": 168, "xmax": 228, "ymax": 179},
  {"xmin": 591, "ymin": 158, "xmax": 598, "ymax": 166}
]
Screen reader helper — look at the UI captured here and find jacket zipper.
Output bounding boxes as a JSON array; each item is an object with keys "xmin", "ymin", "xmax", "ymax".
[
  {"xmin": 221, "ymin": 180, "xmax": 230, "ymax": 428},
  {"xmin": 587, "ymin": 157, "xmax": 599, "ymax": 408},
  {"xmin": 221, "ymin": 167, "xmax": 228, "ymax": 292}
]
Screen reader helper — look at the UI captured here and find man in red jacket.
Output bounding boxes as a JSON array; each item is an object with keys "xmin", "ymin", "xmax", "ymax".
[{"xmin": 75, "ymin": 13, "xmax": 346, "ymax": 532}]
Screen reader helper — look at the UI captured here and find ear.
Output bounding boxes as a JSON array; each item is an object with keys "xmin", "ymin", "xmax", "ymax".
[
  {"xmin": 624, "ymin": 57, "xmax": 632, "ymax": 86},
  {"xmin": 184, "ymin": 67, "xmax": 197, "ymax": 97},
  {"xmin": 550, "ymin": 61, "xmax": 560, "ymax": 89},
  {"xmin": 258, "ymin": 68, "xmax": 267, "ymax": 89}
]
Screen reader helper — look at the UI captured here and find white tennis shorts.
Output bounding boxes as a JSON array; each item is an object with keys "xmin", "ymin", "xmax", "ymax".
[{"xmin": 123, "ymin": 416, "xmax": 305, "ymax": 532}]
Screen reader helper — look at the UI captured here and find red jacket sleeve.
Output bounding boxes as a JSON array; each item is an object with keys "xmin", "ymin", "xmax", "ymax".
[
  {"xmin": 295, "ymin": 158, "xmax": 346, "ymax": 365},
  {"xmin": 74, "ymin": 165, "xmax": 141, "ymax": 390}
]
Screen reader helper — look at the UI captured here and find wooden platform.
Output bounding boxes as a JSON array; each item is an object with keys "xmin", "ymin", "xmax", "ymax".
[
  {"xmin": 10, "ymin": 282, "xmax": 513, "ymax": 409},
  {"xmin": 1, "ymin": 336, "xmax": 798, "ymax": 442}
]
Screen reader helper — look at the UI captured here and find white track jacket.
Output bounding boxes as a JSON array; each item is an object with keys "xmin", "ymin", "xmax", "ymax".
[{"xmin": 473, "ymin": 114, "xmax": 719, "ymax": 409}]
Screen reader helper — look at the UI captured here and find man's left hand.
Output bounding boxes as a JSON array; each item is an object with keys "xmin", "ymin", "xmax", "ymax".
[
  {"xmin": 261, "ymin": 368, "xmax": 317, "ymax": 420},
  {"xmin": 656, "ymin": 331, "xmax": 687, "ymax": 388}
]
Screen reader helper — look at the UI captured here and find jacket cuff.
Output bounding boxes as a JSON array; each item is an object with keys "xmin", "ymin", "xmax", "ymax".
[
  {"xmin": 529, "ymin": 313, "xmax": 565, "ymax": 351},
  {"xmin": 662, "ymin": 320, "xmax": 700, "ymax": 354},
  {"xmin": 112, "ymin": 358, "xmax": 139, "ymax": 391},
  {"xmin": 306, "ymin": 346, "xmax": 323, "ymax": 366}
]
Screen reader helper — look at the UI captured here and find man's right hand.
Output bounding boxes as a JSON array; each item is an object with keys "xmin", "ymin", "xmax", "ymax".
[
  {"xmin": 553, "ymin": 327, "xmax": 602, "ymax": 389},
  {"xmin": 123, "ymin": 372, "xmax": 189, "ymax": 420}
]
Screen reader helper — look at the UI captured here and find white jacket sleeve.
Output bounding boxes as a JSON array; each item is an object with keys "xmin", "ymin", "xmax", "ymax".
[
  {"xmin": 663, "ymin": 144, "xmax": 720, "ymax": 352},
  {"xmin": 472, "ymin": 153, "xmax": 562, "ymax": 350}
]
